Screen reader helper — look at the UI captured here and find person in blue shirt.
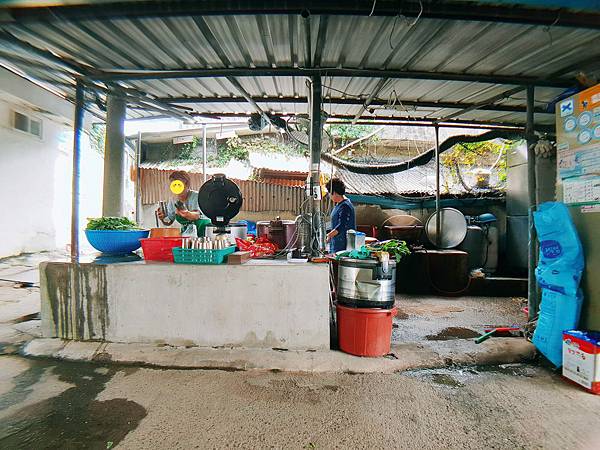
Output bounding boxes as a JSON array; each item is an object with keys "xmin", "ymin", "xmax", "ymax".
[{"xmin": 326, "ymin": 178, "xmax": 356, "ymax": 253}]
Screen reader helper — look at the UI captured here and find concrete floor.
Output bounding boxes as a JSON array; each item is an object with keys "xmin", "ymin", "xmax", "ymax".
[
  {"xmin": 0, "ymin": 260, "xmax": 599, "ymax": 448},
  {"xmin": 18, "ymin": 291, "xmax": 535, "ymax": 373},
  {"xmin": 0, "ymin": 251, "xmax": 68, "ymax": 286},
  {"xmin": 393, "ymin": 294, "xmax": 526, "ymax": 343},
  {"xmin": 1, "ymin": 355, "xmax": 600, "ymax": 449}
]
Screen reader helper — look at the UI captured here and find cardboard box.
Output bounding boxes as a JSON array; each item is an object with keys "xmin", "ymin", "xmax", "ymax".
[
  {"xmin": 562, "ymin": 330, "xmax": 600, "ymax": 394},
  {"xmin": 227, "ymin": 251, "xmax": 251, "ymax": 265}
]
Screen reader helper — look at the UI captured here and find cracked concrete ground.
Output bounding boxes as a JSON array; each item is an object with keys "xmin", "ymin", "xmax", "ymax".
[
  {"xmin": 1, "ymin": 355, "xmax": 600, "ymax": 449},
  {"xmin": 0, "ymin": 259, "xmax": 599, "ymax": 448}
]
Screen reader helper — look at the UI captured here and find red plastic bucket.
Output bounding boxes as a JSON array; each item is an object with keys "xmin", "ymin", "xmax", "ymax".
[
  {"xmin": 140, "ymin": 237, "xmax": 183, "ymax": 262},
  {"xmin": 336, "ymin": 304, "xmax": 396, "ymax": 357}
]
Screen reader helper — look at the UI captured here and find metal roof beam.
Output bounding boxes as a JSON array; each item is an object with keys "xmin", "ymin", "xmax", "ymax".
[
  {"xmin": 0, "ymin": 29, "xmax": 91, "ymax": 76},
  {"xmin": 91, "ymin": 67, "xmax": 572, "ymax": 88},
  {"xmin": 188, "ymin": 110, "xmax": 554, "ymax": 131},
  {"xmin": 437, "ymin": 86, "xmax": 528, "ymax": 122},
  {"xmin": 3, "ymin": 1, "xmax": 600, "ymax": 29},
  {"xmin": 0, "ymin": 31, "xmax": 202, "ymax": 122},
  {"xmin": 352, "ymin": 78, "xmax": 389, "ymax": 124},
  {"xmin": 162, "ymin": 95, "xmax": 550, "ymax": 114}
]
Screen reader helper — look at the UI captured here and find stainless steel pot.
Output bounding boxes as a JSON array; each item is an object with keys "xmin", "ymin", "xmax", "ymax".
[
  {"xmin": 205, "ymin": 222, "xmax": 247, "ymax": 246},
  {"xmin": 257, "ymin": 219, "xmax": 297, "ymax": 249},
  {"xmin": 337, "ymin": 257, "xmax": 397, "ymax": 309}
]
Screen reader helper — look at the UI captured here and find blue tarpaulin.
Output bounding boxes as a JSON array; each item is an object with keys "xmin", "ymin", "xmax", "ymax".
[{"xmin": 459, "ymin": 1, "xmax": 600, "ymax": 11}]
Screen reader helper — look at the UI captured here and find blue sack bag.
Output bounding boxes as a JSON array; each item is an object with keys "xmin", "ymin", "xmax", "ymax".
[
  {"xmin": 533, "ymin": 288, "xmax": 583, "ymax": 367},
  {"xmin": 534, "ymin": 202, "xmax": 584, "ymax": 269},
  {"xmin": 535, "ymin": 266, "xmax": 583, "ymax": 297},
  {"xmin": 533, "ymin": 202, "xmax": 584, "ymax": 296}
]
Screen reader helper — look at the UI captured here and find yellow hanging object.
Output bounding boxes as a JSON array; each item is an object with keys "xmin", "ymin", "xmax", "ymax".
[
  {"xmin": 320, "ymin": 173, "xmax": 328, "ymax": 198},
  {"xmin": 170, "ymin": 179, "xmax": 186, "ymax": 195}
]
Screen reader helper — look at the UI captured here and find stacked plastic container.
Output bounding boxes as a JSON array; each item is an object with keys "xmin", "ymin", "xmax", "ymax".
[{"xmin": 532, "ymin": 202, "xmax": 584, "ymax": 367}]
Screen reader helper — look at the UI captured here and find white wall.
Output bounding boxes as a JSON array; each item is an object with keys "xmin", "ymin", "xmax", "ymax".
[{"xmin": 0, "ymin": 68, "xmax": 104, "ymax": 257}]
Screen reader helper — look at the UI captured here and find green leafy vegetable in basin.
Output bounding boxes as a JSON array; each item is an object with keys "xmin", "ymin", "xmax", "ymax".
[
  {"xmin": 86, "ymin": 217, "xmax": 141, "ymax": 231},
  {"xmin": 369, "ymin": 239, "xmax": 411, "ymax": 261}
]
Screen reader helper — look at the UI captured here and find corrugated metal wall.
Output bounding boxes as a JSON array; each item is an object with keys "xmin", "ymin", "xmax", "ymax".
[{"xmin": 140, "ymin": 169, "xmax": 306, "ymax": 213}]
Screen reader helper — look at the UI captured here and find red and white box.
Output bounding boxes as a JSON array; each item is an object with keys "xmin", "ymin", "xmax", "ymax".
[{"xmin": 562, "ymin": 330, "xmax": 600, "ymax": 395}]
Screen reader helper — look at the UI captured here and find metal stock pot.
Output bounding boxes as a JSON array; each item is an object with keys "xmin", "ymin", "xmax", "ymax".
[{"xmin": 337, "ymin": 257, "xmax": 397, "ymax": 309}]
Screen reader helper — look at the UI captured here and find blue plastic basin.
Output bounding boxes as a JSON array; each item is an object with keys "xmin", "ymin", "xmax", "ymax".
[{"xmin": 85, "ymin": 229, "xmax": 150, "ymax": 254}]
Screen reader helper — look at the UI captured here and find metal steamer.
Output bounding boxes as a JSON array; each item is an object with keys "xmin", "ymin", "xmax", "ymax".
[
  {"xmin": 205, "ymin": 222, "xmax": 247, "ymax": 246},
  {"xmin": 337, "ymin": 257, "xmax": 397, "ymax": 309}
]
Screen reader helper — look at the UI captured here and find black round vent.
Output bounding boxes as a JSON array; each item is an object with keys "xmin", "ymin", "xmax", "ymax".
[{"xmin": 198, "ymin": 174, "xmax": 243, "ymax": 227}]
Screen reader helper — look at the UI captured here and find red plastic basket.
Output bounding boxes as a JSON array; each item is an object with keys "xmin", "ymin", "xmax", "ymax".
[{"xmin": 140, "ymin": 237, "xmax": 183, "ymax": 262}]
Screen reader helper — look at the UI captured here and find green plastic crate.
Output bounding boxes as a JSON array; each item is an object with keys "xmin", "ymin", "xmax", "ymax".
[{"xmin": 172, "ymin": 246, "xmax": 236, "ymax": 265}]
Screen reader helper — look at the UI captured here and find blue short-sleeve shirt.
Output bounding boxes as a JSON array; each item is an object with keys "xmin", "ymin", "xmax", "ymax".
[{"xmin": 330, "ymin": 198, "xmax": 356, "ymax": 253}]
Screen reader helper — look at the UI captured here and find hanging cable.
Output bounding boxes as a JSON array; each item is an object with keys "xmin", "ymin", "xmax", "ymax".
[
  {"xmin": 369, "ymin": 0, "xmax": 377, "ymax": 16},
  {"xmin": 544, "ymin": 12, "xmax": 560, "ymax": 46},
  {"xmin": 389, "ymin": 15, "xmax": 400, "ymax": 50},
  {"xmin": 407, "ymin": 0, "xmax": 424, "ymax": 28}
]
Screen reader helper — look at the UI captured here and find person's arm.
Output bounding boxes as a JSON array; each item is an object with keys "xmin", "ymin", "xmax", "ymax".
[
  {"xmin": 326, "ymin": 228, "xmax": 338, "ymax": 243},
  {"xmin": 174, "ymin": 191, "xmax": 201, "ymax": 222},
  {"xmin": 326, "ymin": 204, "xmax": 347, "ymax": 242},
  {"xmin": 176, "ymin": 209, "xmax": 200, "ymax": 221},
  {"xmin": 158, "ymin": 201, "xmax": 176, "ymax": 225}
]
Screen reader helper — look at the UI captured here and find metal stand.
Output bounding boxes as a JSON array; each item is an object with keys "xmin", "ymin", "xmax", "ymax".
[
  {"xmin": 135, "ymin": 130, "xmax": 142, "ymax": 223},
  {"xmin": 70, "ymin": 79, "xmax": 85, "ymax": 339},
  {"xmin": 435, "ymin": 125, "xmax": 441, "ymax": 247},
  {"xmin": 526, "ymin": 86, "xmax": 538, "ymax": 320},
  {"xmin": 202, "ymin": 123, "xmax": 207, "ymax": 183}
]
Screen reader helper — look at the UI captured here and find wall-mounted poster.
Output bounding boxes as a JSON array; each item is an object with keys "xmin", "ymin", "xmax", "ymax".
[
  {"xmin": 556, "ymin": 84, "xmax": 600, "ymax": 179},
  {"xmin": 563, "ymin": 175, "xmax": 600, "ymax": 206}
]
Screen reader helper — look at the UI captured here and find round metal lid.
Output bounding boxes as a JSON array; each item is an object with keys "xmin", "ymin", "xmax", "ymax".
[
  {"xmin": 425, "ymin": 208, "xmax": 467, "ymax": 249},
  {"xmin": 198, "ymin": 174, "xmax": 243, "ymax": 227}
]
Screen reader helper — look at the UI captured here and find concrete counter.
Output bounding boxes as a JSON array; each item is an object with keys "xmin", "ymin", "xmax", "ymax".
[{"xmin": 40, "ymin": 260, "xmax": 330, "ymax": 350}]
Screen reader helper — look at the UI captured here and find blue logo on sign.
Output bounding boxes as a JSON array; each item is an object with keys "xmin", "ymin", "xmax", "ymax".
[
  {"xmin": 560, "ymin": 99, "xmax": 574, "ymax": 117},
  {"xmin": 541, "ymin": 240, "xmax": 562, "ymax": 259}
]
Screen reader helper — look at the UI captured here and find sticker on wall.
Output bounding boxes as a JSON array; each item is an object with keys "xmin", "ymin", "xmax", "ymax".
[
  {"xmin": 578, "ymin": 130, "xmax": 592, "ymax": 145},
  {"xmin": 563, "ymin": 175, "xmax": 600, "ymax": 205},
  {"xmin": 578, "ymin": 112, "xmax": 593, "ymax": 128},
  {"xmin": 564, "ymin": 116, "xmax": 577, "ymax": 133},
  {"xmin": 560, "ymin": 99, "xmax": 574, "ymax": 117},
  {"xmin": 170, "ymin": 179, "xmax": 186, "ymax": 195},
  {"xmin": 581, "ymin": 204, "xmax": 600, "ymax": 214}
]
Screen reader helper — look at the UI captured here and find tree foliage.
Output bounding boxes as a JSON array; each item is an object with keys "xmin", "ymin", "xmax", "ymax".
[
  {"xmin": 328, "ymin": 124, "xmax": 372, "ymax": 146},
  {"xmin": 160, "ymin": 136, "xmax": 201, "ymax": 160},
  {"xmin": 211, "ymin": 135, "xmax": 305, "ymax": 167},
  {"xmin": 90, "ymin": 123, "xmax": 106, "ymax": 155},
  {"xmin": 441, "ymin": 140, "xmax": 509, "ymax": 184}
]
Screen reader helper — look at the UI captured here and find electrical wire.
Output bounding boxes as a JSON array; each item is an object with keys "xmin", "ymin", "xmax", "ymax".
[
  {"xmin": 320, "ymin": 84, "xmax": 362, "ymax": 99},
  {"xmin": 408, "ymin": 1, "xmax": 424, "ymax": 28},
  {"xmin": 389, "ymin": 15, "xmax": 400, "ymax": 50},
  {"xmin": 369, "ymin": 0, "xmax": 377, "ymax": 16},
  {"xmin": 544, "ymin": 12, "xmax": 560, "ymax": 47}
]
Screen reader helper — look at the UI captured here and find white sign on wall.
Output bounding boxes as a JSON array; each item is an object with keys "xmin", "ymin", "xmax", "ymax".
[{"xmin": 172, "ymin": 135, "xmax": 194, "ymax": 145}]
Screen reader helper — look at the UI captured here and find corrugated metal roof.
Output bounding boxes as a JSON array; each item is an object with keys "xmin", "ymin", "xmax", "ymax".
[
  {"xmin": 1, "ymin": 12, "xmax": 598, "ymax": 126},
  {"xmin": 254, "ymin": 168, "xmax": 308, "ymax": 187}
]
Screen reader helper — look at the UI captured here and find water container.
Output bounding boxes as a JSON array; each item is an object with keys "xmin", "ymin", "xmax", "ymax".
[
  {"xmin": 483, "ymin": 225, "xmax": 499, "ymax": 274},
  {"xmin": 458, "ymin": 225, "xmax": 485, "ymax": 269},
  {"xmin": 336, "ymin": 304, "xmax": 397, "ymax": 357}
]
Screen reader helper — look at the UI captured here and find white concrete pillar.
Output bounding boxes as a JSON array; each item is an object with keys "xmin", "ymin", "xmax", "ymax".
[{"xmin": 102, "ymin": 90, "xmax": 126, "ymax": 217}]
